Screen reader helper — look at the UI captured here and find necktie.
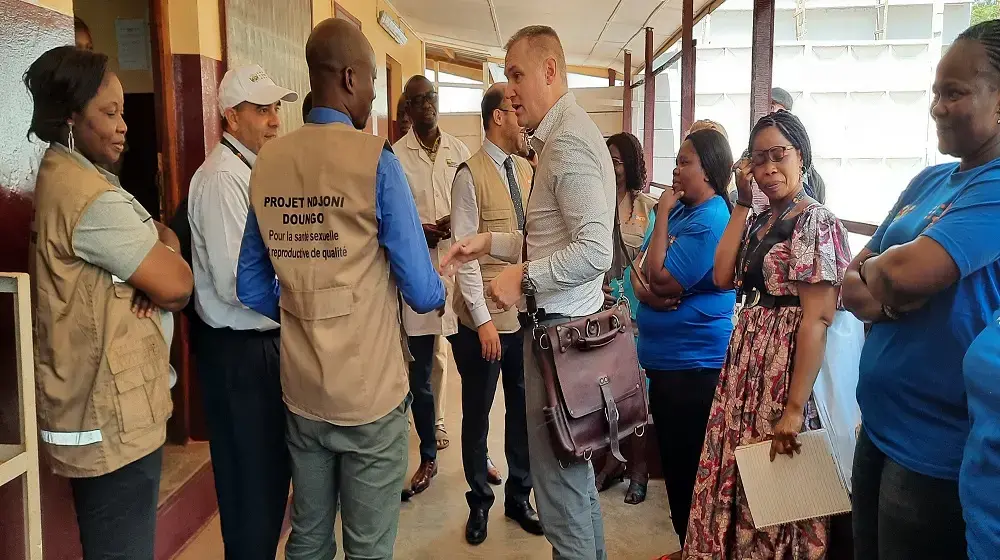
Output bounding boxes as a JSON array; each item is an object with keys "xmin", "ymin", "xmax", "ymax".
[{"xmin": 504, "ymin": 157, "xmax": 525, "ymax": 230}]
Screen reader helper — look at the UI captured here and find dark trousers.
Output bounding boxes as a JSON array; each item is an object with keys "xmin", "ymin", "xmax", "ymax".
[
  {"xmin": 448, "ymin": 324, "xmax": 531, "ymax": 509},
  {"xmin": 408, "ymin": 334, "xmax": 446, "ymax": 462},
  {"xmin": 194, "ymin": 325, "xmax": 290, "ymax": 560},
  {"xmin": 71, "ymin": 447, "xmax": 163, "ymax": 560},
  {"xmin": 851, "ymin": 425, "xmax": 967, "ymax": 560},
  {"xmin": 647, "ymin": 367, "xmax": 720, "ymax": 545}
]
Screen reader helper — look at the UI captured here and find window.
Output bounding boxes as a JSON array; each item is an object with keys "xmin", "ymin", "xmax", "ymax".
[
  {"xmin": 567, "ymin": 73, "xmax": 610, "ymax": 88},
  {"xmin": 438, "ymin": 71, "xmax": 481, "ymax": 85},
  {"xmin": 439, "ymin": 87, "xmax": 482, "ymax": 113},
  {"xmin": 426, "ymin": 63, "xmax": 485, "ymax": 113},
  {"xmin": 489, "ymin": 63, "xmax": 617, "ymax": 89}
]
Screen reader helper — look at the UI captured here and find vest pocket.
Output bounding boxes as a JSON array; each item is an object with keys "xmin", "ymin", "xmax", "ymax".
[
  {"xmin": 107, "ymin": 334, "xmax": 167, "ymax": 442},
  {"xmin": 481, "ymin": 210, "xmax": 512, "ymax": 233},
  {"xmin": 112, "ymin": 365, "xmax": 155, "ymax": 441},
  {"xmin": 280, "ymin": 285, "xmax": 353, "ymax": 320}
]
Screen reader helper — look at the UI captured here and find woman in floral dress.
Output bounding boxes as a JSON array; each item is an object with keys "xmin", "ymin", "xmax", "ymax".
[{"xmin": 682, "ymin": 110, "xmax": 851, "ymax": 559}]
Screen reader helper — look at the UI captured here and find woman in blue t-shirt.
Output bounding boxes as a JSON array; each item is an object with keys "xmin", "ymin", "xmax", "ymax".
[
  {"xmin": 630, "ymin": 128, "xmax": 736, "ymax": 556},
  {"xmin": 961, "ymin": 311, "xmax": 1000, "ymax": 560},
  {"xmin": 842, "ymin": 20, "xmax": 1000, "ymax": 559}
]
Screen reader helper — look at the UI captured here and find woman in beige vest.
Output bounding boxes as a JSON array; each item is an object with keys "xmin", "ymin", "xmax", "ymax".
[{"xmin": 25, "ymin": 46, "xmax": 192, "ymax": 560}]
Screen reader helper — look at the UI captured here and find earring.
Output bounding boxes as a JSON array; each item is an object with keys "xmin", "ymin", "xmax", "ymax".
[{"xmin": 67, "ymin": 122, "xmax": 76, "ymax": 152}]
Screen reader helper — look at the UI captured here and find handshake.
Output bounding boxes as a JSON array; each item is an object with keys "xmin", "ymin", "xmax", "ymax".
[{"xmin": 422, "ymin": 215, "xmax": 451, "ymax": 248}]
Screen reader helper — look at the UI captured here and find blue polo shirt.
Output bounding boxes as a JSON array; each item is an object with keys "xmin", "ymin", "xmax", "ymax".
[
  {"xmin": 961, "ymin": 310, "xmax": 1000, "ymax": 560},
  {"xmin": 635, "ymin": 195, "xmax": 735, "ymax": 371},
  {"xmin": 858, "ymin": 159, "xmax": 1000, "ymax": 480}
]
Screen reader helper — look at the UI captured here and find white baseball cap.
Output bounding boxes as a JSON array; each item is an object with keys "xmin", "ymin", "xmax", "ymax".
[{"xmin": 218, "ymin": 64, "xmax": 298, "ymax": 116}]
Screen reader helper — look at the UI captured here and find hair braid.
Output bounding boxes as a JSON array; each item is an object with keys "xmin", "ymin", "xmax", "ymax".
[
  {"xmin": 747, "ymin": 109, "xmax": 814, "ymax": 187},
  {"xmin": 958, "ymin": 19, "xmax": 1000, "ymax": 79},
  {"xmin": 606, "ymin": 132, "xmax": 647, "ymax": 193}
]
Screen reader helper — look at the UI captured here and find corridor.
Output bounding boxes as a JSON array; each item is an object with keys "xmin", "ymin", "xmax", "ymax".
[{"xmin": 176, "ymin": 359, "xmax": 679, "ymax": 559}]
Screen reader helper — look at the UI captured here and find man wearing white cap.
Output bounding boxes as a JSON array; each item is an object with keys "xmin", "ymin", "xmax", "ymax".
[{"xmin": 186, "ymin": 63, "xmax": 297, "ymax": 560}]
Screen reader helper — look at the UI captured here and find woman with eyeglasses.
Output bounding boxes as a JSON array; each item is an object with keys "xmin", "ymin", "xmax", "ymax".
[
  {"xmin": 841, "ymin": 20, "xmax": 1000, "ymax": 559},
  {"xmin": 594, "ymin": 131, "xmax": 656, "ymax": 504},
  {"xmin": 682, "ymin": 110, "xmax": 851, "ymax": 559}
]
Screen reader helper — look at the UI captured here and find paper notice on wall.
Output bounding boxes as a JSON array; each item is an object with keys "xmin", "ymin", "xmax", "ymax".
[
  {"xmin": 734, "ymin": 429, "xmax": 852, "ymax": 529},
  {"xmin": 115, "ymin": 18, "xmax": 150, "ymax": 71}
]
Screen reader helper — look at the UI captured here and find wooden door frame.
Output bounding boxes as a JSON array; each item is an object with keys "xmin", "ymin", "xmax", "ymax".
[{"xmin": 149, "ymin": 0, "xmax": 192, "ymax": 444}]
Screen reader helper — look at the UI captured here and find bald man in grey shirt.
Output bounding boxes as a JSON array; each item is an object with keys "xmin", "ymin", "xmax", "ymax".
[{"xmin": 444, "ymin": 26, "xmax": 615, "ymax": 559}]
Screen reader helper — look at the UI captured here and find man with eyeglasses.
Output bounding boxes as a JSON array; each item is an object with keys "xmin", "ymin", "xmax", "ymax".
[
  {"xmin": 393, "ymin": 74, "xmax": 472, "ymax": 498},
  {"xmin": 448, "ymin": 83, "xmax": 542, "ymax": 545}
]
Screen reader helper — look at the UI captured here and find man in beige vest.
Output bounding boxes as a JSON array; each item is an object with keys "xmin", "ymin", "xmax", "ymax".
[
  {"xmin": 449, "ymin": 83, "xmax": 542, "ymax": 545},
  {"xmin": 235, "ymin": 19, "xmax": 444, "ymax": 559},
  {"xmin": 393, "ymin": 74, "xmax": 472, "ymax": 496}
]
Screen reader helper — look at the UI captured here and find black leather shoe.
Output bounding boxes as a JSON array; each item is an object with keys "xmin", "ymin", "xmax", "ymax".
[
  {"xmin": 504, "ymin": 500, "xmax": 544, "ymax": 536},
  {"xmin": 466, "ymin": 506, "xmax": 489, "ymax": 545}
]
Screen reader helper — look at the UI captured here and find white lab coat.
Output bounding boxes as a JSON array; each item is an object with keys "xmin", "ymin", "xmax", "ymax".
[{"xmin": 393, "ymin": 129, "xmax": 471, "ymax": 337}]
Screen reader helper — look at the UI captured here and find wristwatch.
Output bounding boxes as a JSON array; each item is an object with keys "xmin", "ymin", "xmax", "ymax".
[{"xmin": 520, "ymin": 262, "xmax": 537, "ymax": 296}]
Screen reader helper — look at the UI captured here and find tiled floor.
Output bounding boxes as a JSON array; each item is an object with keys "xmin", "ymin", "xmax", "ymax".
[{"xmin": 175, "ymin": 359, "xmax": 680, "ymax": 559}]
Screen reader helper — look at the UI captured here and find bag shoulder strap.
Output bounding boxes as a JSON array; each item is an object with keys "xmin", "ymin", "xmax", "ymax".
[{"xmin": 614, "ymin": 206, "xmax": 649, "ymax": 293}]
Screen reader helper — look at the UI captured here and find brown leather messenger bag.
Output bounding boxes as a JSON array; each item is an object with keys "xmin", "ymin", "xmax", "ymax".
[{"xmin": 522, "ymin": 213, "xmax": 650, "ymax": 466}]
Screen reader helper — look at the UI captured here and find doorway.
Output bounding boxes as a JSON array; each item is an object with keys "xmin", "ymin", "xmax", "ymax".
[{"xmin": 73, "ymin": 0, "xmax": 163, "ymax": 220}]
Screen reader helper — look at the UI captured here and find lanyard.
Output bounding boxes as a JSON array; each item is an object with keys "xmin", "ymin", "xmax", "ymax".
[
  {"xmin": 735, "ymin": 190, "xmax": 806, "ymax": 292},
  {"xmin": 220, "ymin": 137, "xmax": 252, "ymax": 170}
]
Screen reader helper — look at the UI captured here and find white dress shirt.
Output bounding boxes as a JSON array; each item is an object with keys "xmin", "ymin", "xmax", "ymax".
[
  {"xmin": 451, "ymin": 139, "xmax": 521, "ymax": 332},
  {"xmin": 489, "ymin": 93, "xmax": 616, "ymax": 317},
  {"xmin": 393, "ymin": 129, "xmax": 471, "ymax": 337},
  {"xmin": 188, "ymin": 132, "xmax": 278, "ymax": 331}
]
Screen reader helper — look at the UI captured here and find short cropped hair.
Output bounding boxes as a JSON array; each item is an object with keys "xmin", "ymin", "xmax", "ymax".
[
  {"xmin": 481, "ymin": 86, "xmax": 505, "ymax": 131},
  {"xmin": 505, "ymin": 25, "xmax": 567, "ymax": 83}
]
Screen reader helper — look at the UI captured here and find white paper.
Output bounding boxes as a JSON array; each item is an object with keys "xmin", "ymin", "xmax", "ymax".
[
  {"xmin": 115, "ymin": 19, "xmax": 150, "ymax": 71},
  {"xmin": 735, "ymin": 429, "xmax": 852, "ymax": 529}
]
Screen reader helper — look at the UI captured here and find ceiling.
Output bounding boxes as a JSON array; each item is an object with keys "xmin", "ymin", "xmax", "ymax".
[{"xmin": 390, "ymin": 0, "xmax": 719, "ymax": 77}]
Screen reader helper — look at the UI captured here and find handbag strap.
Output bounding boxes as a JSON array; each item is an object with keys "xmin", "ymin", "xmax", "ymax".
[{"xmin": 613, "ymin": 204, "xmax": 650, "ymax": 295}]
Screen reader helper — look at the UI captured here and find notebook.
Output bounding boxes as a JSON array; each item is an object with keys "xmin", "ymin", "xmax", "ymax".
[{"xmin": 734, "ymin": 429, "xmax": 852, "ymax": 529}]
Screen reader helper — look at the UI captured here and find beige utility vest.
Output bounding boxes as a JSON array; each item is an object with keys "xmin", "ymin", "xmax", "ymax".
[
  {"xmin": 453, "ymin": 150, "xmax": 533, "ymax": 333},
  {"xmin": 31, "ymin": 147, "xmax": 171, "ymax": 478},
  {"xmin": 249, "ymin": 123, "xmax": 408, "ymax": 426}
]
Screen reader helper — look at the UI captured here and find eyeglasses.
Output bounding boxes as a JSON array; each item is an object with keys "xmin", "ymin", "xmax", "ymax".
[
  {"xmin": 749, "ymin": 145, "xmax": 795, "ymax": 166},
  {"xmin": 409, "ymin": 91, "xmax": 439, "ymax": 107},
  {"xmin": 611, "ymin": 157, "xmax": 624, "ymax": 166}
]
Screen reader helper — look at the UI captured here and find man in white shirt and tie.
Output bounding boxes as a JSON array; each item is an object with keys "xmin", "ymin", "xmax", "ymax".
[
  {"xmin": 449, "ymin": 83, "xmax": 542, "ymax": 545},
  {"xmin": 186, "ymin": 64, "xmax": 297, "ymax": 560}
]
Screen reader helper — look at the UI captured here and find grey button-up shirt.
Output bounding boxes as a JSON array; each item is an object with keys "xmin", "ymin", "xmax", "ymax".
[{"xmin": 490, "ymin": 92, "xmax": 615, "ymax": 317}]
